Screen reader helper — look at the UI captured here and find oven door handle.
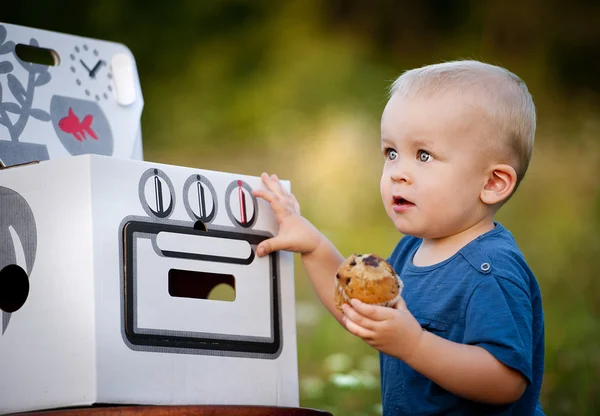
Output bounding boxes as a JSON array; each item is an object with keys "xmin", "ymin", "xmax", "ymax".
[{"xmin": 156, "ymin": 231, "xmax": 255, "ymax": 265}]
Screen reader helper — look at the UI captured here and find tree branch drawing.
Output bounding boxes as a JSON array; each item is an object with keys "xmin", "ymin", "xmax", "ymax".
[{"xmin": 0, "ymin": 25, "xmax": 52, "ymax": 142}]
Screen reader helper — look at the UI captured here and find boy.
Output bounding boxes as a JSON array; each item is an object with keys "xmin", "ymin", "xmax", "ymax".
[{"xmin": 252, "ymin": 60, "xmax": 545, "ymax": 415}]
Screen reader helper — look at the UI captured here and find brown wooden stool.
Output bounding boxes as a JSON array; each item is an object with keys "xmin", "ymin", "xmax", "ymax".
[{"xmin": 18, "ymin": 405, "xmax": 334, "ymax": 416}]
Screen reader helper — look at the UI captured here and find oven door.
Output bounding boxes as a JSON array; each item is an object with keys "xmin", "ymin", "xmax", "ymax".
[{"xmin": 121, "ymin": 220, "xmax": 281, "ymax": 358}]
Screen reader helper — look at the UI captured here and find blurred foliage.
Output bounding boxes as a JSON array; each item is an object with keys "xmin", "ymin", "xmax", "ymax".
[{"xmin": 3, "ymin": 1, "xmax": 600, "ymax": 415}]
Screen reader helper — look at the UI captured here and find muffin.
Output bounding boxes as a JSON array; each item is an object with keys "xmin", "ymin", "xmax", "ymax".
[{"xmin": 335, "ymin": 253, "xmax": 403, "ymax": 311}]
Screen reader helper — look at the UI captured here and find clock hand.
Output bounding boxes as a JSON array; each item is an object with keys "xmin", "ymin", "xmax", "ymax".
[
  {"xmin": 89, "ymin": 60, "xmax": 106, "ymax": 79},
  {"xmin": 79, "ymin": 59, "xmax": 92, "ymax": 73}
]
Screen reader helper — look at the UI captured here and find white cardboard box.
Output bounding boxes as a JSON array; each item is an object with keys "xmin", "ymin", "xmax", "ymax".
[
  {"xmin": 0, "ymin": 154, "xmax": 298, "ymax": 414},
  {"xmin": 0, "ymin": 22, "xmax": 144, "ymax": 166}
]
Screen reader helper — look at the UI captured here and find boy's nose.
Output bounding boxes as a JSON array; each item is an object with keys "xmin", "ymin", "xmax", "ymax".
[{"xmin": 391, "ymin": 166, "xmax": 411, "ymax": 183}]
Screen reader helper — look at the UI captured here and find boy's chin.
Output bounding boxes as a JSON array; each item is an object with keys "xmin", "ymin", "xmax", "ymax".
[{"xmin": 392, "ymin": 222, "xmax": 426, "ymax": 238}]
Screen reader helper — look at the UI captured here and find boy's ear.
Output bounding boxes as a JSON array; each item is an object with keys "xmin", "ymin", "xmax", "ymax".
[{"xmin": 480, "ymin": 164, "xmax": 517, "ymax": 206}]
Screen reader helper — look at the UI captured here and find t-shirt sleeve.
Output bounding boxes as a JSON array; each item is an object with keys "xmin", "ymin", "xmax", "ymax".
[{"xmin": 463, "ymin": 275, "xmax": 533, "ymax": 384}]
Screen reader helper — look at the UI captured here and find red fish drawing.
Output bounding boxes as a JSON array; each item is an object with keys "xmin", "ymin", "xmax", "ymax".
[{"xmin": 58, "ymin": 108, "xmax": 98, "ymax": 142}]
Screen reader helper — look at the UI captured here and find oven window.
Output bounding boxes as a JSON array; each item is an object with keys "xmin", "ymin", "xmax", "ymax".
[{"xmin": 168, "ymin": 269, "xmax": 236, "ymax": 302}]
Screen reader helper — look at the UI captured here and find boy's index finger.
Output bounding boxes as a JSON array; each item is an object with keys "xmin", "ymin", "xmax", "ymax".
[
  {"xmin": 254, "ymin": 173, "xmax": 278, "ymax": 197},
  {"xmin": 259, "ymin": 172, "xmax": 278, "ymax": 190},
  {"xmin": 350, "ymin": 299, "xmax": 388, "ymax": 321},
  {"xmin": 251, "ymin": 188, "xmax": 274, "ymax": 202},
  {"xmin": 259, "ymin": 172, "xmax": 282, "ymax": 192},
  {"xmin": 263, "ymin": 173, "xmax": 288, "ymax": 197},
  {"xmin": 342, "ymin": 303, "xmax": 376, "ymax": 330}
]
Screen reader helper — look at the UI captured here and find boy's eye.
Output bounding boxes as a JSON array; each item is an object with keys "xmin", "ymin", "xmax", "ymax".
[
  {"xmin": 417, "ymin": 150, "xmax": 432, "ymax": 162},
  {"xmin": 386, "ymin": 149, "xmax": 398, "ymax": 161}
]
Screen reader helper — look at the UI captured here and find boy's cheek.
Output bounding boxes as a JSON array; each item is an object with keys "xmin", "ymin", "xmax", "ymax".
[
  {"xmin": 380, "ymin": 182, "xmax": 392, "ymax": 202},
  {"xmin": 379, "ymin": 179, "xmax": 388, "ymax": 199}
]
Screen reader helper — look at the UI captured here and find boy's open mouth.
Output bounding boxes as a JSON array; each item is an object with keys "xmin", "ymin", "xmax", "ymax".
[
  {"xmin": 393, "ymin": 196, "xmax": 413, "ymax": 205},
  {"xmin": 392, "ymin": 196, "xmax": 415, "ymax": 211}
]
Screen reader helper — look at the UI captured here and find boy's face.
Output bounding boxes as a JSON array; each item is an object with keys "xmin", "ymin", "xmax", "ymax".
[{"xmin": 380, "ymin": 91, "xmax": 494, "ymax": 239}]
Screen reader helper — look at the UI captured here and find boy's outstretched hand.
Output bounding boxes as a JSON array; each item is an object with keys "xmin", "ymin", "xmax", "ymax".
[
  {"xmin": 341, "ymin": 298, "xmax": 424, "ymax": 362},
  {"xmin": 252, "ymin": 173, "xmax": 323, "ymax": 257}
]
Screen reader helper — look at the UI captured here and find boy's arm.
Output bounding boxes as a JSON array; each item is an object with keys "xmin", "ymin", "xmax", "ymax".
[
  {"xmin": 405, "ymin": 330, "xmax": 527, "ymax": 404},
  {"xmin": 252, "ymin": 173, "xmax": 345, "ymax": 323},
  {"xmin": 301, "ymin": 236, "xmax": 345, "ymax": 323},
  {"xmin": 344, "ymin": 299, "xmax": 527, "ymax": 404}
]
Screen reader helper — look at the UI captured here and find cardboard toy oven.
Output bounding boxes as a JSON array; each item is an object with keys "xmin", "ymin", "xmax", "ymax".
[
  {"xmin": 0, "ymin": 154, "xmax": 298, "ymax": 414},
  {"xmin": 0, "ymin": 22, "xmax": 144, "ymax": 166}
]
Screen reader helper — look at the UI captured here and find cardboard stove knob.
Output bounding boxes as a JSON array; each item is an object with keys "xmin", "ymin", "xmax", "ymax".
[
  {"xmin": 110, "ymin": 53, "xmax": 136, "ymax": 106},
  {"xmin": 0, "ymin": 264, "xmax": 30, "ymax": 313}
]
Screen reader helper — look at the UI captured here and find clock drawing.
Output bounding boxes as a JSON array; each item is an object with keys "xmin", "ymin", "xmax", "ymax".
[
  {"xmin": 46, "ymin": 43, "xmax": 116, "ymax": 155},
  {"xmin": 68, "ymin": 43, "xmax": 114, "ymax": 102}
]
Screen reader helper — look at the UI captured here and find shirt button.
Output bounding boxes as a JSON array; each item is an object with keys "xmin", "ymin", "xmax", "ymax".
[{"xmin": 480, "ymin": 262, "xmax": 491, "ymax": 271}]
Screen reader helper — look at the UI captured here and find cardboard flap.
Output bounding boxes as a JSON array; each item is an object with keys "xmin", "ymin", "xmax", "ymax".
[{"xmin": 0, "ymin": 23, "xmax": 144, "ymax": 166}]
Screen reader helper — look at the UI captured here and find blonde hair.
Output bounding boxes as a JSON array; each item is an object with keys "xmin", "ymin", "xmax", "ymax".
[{"xmin": 389, "ymin": 60, "xmax": 536, "ymax": 190}]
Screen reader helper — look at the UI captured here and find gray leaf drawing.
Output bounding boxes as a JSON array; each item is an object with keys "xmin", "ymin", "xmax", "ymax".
[
  {"xmin": 0, "ymin": 25, "xmax": 6, "ymax": 44},
  {"xmin": 0, "ymin": 41, "xmax": 14, "ymax": 55},
  {"xmin": 0, "ymin": 61, "xmax": 13, "ymax": 74},
  {"xmin": 35, "ymin": 72, "xmax": 51, "ymax": 86},
  {"xmin": 30, "ymin": 108, "xmax": 50, "ymax": 121},
  {"xmin": 1, "ymin": 102, "xmax": 21, "ymax": 114},
  {"xmin": 7, "ymin": 74, "xmax": 26, "ymax": 104}
]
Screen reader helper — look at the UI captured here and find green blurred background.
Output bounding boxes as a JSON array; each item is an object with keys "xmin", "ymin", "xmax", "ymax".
[{"xmin": 4, "ymin": 1, "xmax": 600, "ymax": 415}]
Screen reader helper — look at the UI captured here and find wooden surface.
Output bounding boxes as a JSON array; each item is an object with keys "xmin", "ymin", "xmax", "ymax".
[{"xmin": 20, "ymin": 405, "xmax": 333, "ymax": 416}]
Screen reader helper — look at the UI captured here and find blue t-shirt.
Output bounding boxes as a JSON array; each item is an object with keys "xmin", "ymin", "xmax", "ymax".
[{"xmin": 381, "ymin": 223, "xmax": 545, "ymax": 415}]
